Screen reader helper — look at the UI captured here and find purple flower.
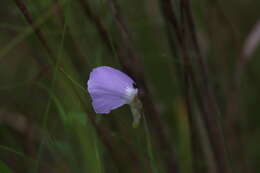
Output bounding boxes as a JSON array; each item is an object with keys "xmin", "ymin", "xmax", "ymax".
[{"xmin": 87, "ymin": 66, "xmax": 138, "ymax": 114}]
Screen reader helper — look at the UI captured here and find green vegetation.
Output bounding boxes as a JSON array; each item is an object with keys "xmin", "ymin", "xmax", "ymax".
[{"xmin": 0, "ymin": 0, "xmax": 260, "ymax": 172}]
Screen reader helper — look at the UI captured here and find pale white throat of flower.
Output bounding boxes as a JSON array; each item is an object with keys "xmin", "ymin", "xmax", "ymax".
[
  {"xmin": 125, "ymin": 86, "xmax": 142, "ymax": 128},
  {"xmin": 125, "ymin": 87, "xmax": 138, "ymax": 104}
]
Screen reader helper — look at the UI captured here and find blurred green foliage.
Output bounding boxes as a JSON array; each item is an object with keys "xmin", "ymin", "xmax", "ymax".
[{"xmin": 0, "ymin": 0, "xmax": 260, "ymax": 172}]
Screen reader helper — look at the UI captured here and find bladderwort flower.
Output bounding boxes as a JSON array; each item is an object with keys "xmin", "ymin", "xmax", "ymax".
[{"xmin": 87, "ymin": 66, "xmax": 142, "ymax": 127}]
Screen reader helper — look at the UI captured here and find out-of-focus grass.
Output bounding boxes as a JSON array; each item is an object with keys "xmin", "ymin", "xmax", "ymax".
[{"xmin": 0, "ymin": 0, "xmax": 260, "ymax": 172}]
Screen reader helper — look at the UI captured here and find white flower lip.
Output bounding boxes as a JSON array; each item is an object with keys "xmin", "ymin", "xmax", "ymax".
[{"xmin": 125, "ymin": 87, "xmax": 138, "ymax": 104}]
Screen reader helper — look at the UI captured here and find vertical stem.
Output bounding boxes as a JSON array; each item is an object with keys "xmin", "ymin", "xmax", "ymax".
[
  {"xmin": 107, "ymin": 0, "xmax": 180, "ymax": 172},
  {"xmin": 13, "ymin": 0, "xmax": 54, "ymax": 58},
  {"xmin": 77, "ymin": 0, "xmax": 116, "ymax": 55},
  {"xmin": 143, "ymin": 113, "xmax": 159, "ymax": 173},
  {"xmin": 159, "ymin": 0, "xmax": 231, "ymax": 172},
  {"xmin": 181, "ymin": 0, "xmax": 231, "ymax": 172}
]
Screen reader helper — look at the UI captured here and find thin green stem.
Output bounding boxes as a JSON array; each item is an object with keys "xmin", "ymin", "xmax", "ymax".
[
  {"xmin": 33, "ymin": 7, "xmax": 68, "ymax": 172},
  {"xmin": 143, "ymin": 114, "xmax": 159, "ymax": 173}
]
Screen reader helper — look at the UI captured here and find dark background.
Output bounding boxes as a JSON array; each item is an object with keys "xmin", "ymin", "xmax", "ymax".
[{"xmin": 0, "ymin": 0, "xmax": 260, "ymax": 172}]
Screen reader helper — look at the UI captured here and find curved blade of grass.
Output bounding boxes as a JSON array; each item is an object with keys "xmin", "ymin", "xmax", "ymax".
[
  {"xmin": 0, "ymin": 161, "xmax": 13, "ymax": 173},
  {"xmin": 0, "ymin": 145, "xmax": 37, "ymax": 165},
  {"xmin": 0, "ymin": 3, "xmax": 56, "ymax": 63}
]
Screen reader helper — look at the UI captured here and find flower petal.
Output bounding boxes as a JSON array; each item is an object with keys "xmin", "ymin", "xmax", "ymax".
[
  {"xmin": 87, "ymin": 66, "xmax": 136, "ymax": 114},
  {"xmin": 91, "ymin": 93, "xmax": 126, "ymax": 114},
  {"xmin": 88, "ymin": 66, "xmax": 134, "ymax": 95}
]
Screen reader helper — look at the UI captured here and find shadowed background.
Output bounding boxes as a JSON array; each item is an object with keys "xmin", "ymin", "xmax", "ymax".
[{"xmin": 0, "ymin": 0, "xmax": 260, "ymax": 172}]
